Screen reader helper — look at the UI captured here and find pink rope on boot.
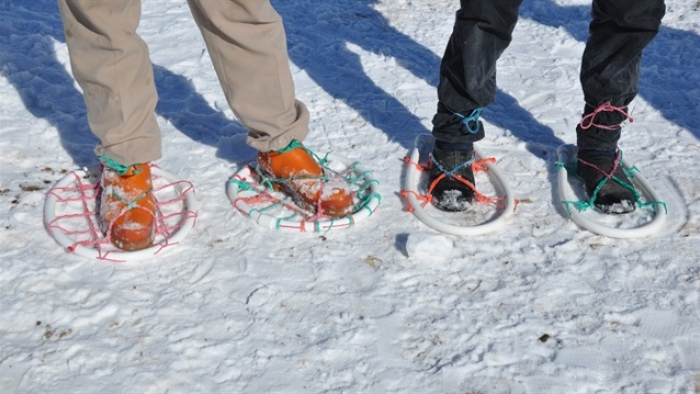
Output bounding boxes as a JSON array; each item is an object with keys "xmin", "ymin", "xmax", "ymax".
[{"xmin": 579, "ymin": 102, "xmax": 634, "ymax": 131}]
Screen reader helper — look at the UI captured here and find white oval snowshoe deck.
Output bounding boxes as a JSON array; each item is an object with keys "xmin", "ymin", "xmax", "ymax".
[
  {"xmin": 227, "ymin": 154, "xmax": 381, "ymax": 232},
  {"xmin": 44, "ymin": 165, "xmax": 198, "ymax": 262},
  {"xmin": 403, "ymin": 134, "xmax": 516, "ymax": 236},
  {"xmin": 556, "ymin": 144, "xmax": 667, "ymax": 238}
]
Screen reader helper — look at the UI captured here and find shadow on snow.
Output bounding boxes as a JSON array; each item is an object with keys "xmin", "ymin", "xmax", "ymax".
[
  {"xmin": 0, "ymin": 0, "xmax": 247, "ymax": 168},
  {"xmin": 1, "ymin": 0, "xmax": 696, "ymax": 170}
]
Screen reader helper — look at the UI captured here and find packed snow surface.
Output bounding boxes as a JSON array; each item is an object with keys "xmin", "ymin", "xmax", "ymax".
[{"xmin": 1, "ymin": 0, "xmax": 700, "ymax": 392}]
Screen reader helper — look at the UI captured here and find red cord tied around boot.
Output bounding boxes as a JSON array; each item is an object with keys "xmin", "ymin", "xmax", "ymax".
[
  {"xmin": 579, "ymin": 102, "xmax": 634, "ymax": 131},
  {"xmin": 400, "ymin": 155, "xmax": 506, "ymax": 210}
]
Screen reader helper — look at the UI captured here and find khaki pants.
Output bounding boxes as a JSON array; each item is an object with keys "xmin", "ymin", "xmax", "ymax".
[{"xmin": 58, "ymin": 0, "xmax": 310, "ymax": 166}]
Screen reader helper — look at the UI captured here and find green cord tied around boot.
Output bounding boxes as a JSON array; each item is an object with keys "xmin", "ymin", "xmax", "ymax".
[
  {"xmin": 276, "ymin": 140, "xmax": 330, "ymax": 167},
  {"xmin": 99, "ymin": 155, "xmax": 143, "ymax": 176}
]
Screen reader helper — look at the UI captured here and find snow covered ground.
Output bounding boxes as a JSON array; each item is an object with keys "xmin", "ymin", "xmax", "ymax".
[{"xmin": 1, "ymin": 0, "xmax": 700, "ymax": 392}]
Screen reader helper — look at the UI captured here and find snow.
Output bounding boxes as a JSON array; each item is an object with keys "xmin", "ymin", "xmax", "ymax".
[
  {"xmin": 1, "ymin": 0, "xmax": 700, "ymax": 392},
  {"xmin": 404, "ymin": 232, "xmax": 454, "ymax": 262}
]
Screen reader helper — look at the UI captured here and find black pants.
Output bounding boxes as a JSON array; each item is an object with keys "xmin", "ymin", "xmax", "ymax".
[{"xmin": 432, "ymin": 0, "xmax": 666, "ymax": 150}]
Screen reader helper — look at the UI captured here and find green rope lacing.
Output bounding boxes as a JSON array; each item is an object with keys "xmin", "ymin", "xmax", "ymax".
[
  {"xmin": 277, "ymin": 140, "xmax": 330, "ymax": 166},
  {"xmin": 260, "ymin": 173, "xmax": 330, "ymax": 192},
  {"xmin": 557, "ymin": 152, "xmax": 667, "ymax": 214},
  {"xmin": 99, "ymin": 155, "xmax": 143, "ymax": 176},
  {"xmin": 229, "ymin": 141, "xmax": 380, "ymax": 225},
  {"xmin": 249, "ymin": 201, "xmax": 287, "ymax": 218},
  {"xmin": 228, "ymin": 178, "xmax": 256, "ymax": 192},
  {"xmin": 259, "ymin": 140, "xmax": 338, "ymax": 191},
  {"xmin": 255, "ymin": 169, "xmax": 379, "ymax": 215},
  {"xmin": 274, "ymin": 212, "xmax": 300, "ymax": 229},
  {"xmin": 275, "ymin": 140, "xmax": 301, "ymax": 154},
  {"xmin": 359, "ymin": 192, "xmax": 381, "ymax": 214}
]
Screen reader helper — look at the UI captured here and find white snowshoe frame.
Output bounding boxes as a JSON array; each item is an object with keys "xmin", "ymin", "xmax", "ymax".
[
  {"xmin": 403, "ymin": 134, "xmax": 516, "ymax": 236},
  {"xmin": 44, "ymin": 165, "xmax": 198, "ymax": 262},
  {"xmin": 556, "ymin": 144, "xmax": 667, "ymax": 238}
]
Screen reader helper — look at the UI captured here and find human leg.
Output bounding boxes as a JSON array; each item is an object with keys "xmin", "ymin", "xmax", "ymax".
[
  {"xmin": 430, "ymin": 0, "xmax": 523, "ymax": 211},
  {"xmin": 577, "ymin": 0, "xmax": 665, "ymax": 150},
  {"xmin": 576, "ymin": 0, "xmax": 665, "ymax": 212},
  {"xmin": 186, "ymin": 0, "xmax": 309, "ymax": 152},
  {"xmin": 187, "ymin": 0, "xmax": 353, "ymax": 217},
  {"xmin": 58, "ymin": 0, "xmax": 160, "ymax": 250},
  {"xmin": 57, "ymin": 0, "xmax": 161, "ymax": 165}
]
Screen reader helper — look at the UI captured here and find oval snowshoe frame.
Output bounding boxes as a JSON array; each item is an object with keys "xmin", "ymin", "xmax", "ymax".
[
  {"xmin": 404, "ymin": 134, "xmax": 516, "ymax": 236},
  {"xmin": 556, "ymin": 144, "xmax": 667, "ymax": 238},
  {"xmin": 227, "ymin": 154, "xmax": 381, "ymax": 232},
  {"xmin": 44, "ymin": 166, "xmax": 198, "ymax": 262}
]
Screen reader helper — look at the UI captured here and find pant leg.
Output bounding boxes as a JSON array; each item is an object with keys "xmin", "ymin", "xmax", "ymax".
[
  {"xmin": 432, "ymin": 0, "xmax": 523, "ymax": 145},
  {"xmin": 577, "ymin": 0, "xmax": 665, "ymax": 149},
  {"xmin": 187, "ymin": 0, "xmax": 309, "ymax": 152},
  {"xmin": 57, "ymin": 0, "xmax": 161, "ymax": 166}
]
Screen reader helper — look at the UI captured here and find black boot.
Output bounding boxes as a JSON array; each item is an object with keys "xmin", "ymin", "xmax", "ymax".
[
  {"xmin": 428, "ymin": 145, "xmax": 476, "ymax": 212},
  {"xmin": 576, "ymin": 148, "xmax": 636, "ymax": 214},
  {"xmin": 576, "ymin": 102, "xmax": 636, "ymax": 214}
]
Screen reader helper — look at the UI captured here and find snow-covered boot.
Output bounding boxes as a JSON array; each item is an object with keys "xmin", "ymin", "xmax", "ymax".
[
  {"xmin": 576, "ymin": 102, "xmax": 636, "ymax": 214},
  {"xmin": 99, "ymin": 161, "xmax": 156, "ymax": 251},
  {"xmin": 428, "ymin": 145, "xmax": 476, "ymax": 212},
  {"xmin": 258, "ymin": 140, "xmax": 354, "ymax": 218},
  {"xmin": 577, "ymin": 149, "xmax": 636, "ymax": 214}
]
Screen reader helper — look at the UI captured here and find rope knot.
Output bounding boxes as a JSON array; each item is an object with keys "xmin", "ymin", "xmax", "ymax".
[
  {"xmin": 579, "ymin": 102, "xmax": 634, "ymax": 131},
  {"xmin": 455, "ymin": 107, "xmax": 483, "ymax": 135}
]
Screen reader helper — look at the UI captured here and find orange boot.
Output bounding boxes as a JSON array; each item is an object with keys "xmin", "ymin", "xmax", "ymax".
[
  {"xmin": 258, "ymin": 142, "xmax": 354, "ymax": 218},
  {"xmin": 100, "ymin": 163, "xmax": 156, "ymax": 251}
]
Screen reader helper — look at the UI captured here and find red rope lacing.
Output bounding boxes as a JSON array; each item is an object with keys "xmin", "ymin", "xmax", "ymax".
[
  {"xmin": 400, "ymin": 155, "xmax": 512, "ymax": 211},
  {"xmin": 46, "ymin": 166, "xmax": 196, "ymax": 262}
]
